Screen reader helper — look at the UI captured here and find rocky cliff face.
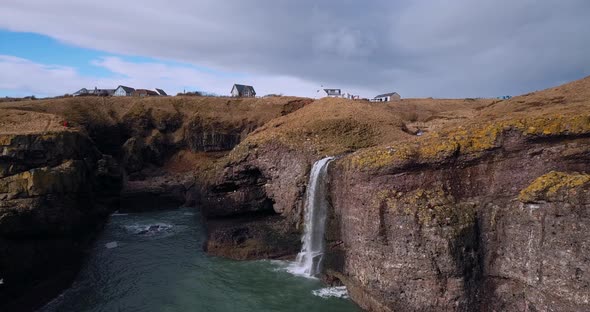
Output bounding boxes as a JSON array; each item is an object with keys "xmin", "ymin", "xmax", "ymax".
[
  {"xmin": 0, "ymin": 96, "xmax": 312, "ymax": 309},
  {"xmin": 203, "ymin": 78, "xmax": 590, "ymax": 312},
  {"xmin": 198, "ymin": 97, "xmax": 424, "ymax": 260},
  {"xmin": 2, "ymin": 80, "xmax": 590, "ymax": 312},
  {"xmin": 327, "ymin": 117, "xmax": 590, "ymax": 311},
  {"xmin": 201, "ymin": 142, "xmax": 310, "ymax": 259},
  {"xmin": 0, "ymin": 131, "xmax": 121, "ymax": 311}
]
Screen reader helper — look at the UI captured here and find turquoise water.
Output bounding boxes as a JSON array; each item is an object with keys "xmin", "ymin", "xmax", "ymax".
[{"xmin": 41, "ymin": 208, "xmax": 360, "ymax": 312}]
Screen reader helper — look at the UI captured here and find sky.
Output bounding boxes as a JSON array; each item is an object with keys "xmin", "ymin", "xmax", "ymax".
[{"xmin": 0, "ymin": 0, "xmax": 589, "ymax": 99}]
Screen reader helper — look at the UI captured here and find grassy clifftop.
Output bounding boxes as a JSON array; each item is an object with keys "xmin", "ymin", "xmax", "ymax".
[
  {"xmin": 226, "ymin": 96, "xmax": 495, "ymax": 163},
  {"xmin": 0, "ymin": 96, "xmax": 311, "ymax": 136},
  {"xmin": 2, "ymin": 75, "xmax": 589, "ymax": 177},
  {"xmin": 0, "ymin": 95, "xmax": 313, "ymax": 176},
  {"xmin": 341, "ymin": 76, "xmax": 590, "ymax": 171}
]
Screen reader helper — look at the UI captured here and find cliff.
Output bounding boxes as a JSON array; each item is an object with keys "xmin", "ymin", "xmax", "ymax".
[
  {"xmin": 205, "ymin": 77, "xmax": 590, "ymax": 311},
  {"xmin": 0, "ymin": 95, "xmax": 311, "ymax": 310},
  {"xmin": 0, "ymin": 126, "xmax": 121, "ymax": 310},
  {"xmin": 1, "ymin": 76, "xmax": 590, "ymax": 311},
  {"xmin": 330, "ymin": 116, "xmax": 590, "ymax": 311}
]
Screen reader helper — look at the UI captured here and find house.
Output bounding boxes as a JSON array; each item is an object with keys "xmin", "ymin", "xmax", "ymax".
[
  {"xmin": 95, "ymin": 88, "xmax": 115, "ymax": 96},
  {"xmin": 231, "ymin": 84, "xmax": 256, "ymax": 97},
  {"xmin": 324, "ymin": 89, "xmax": 342, "ymax": 97},
  {"xmin": 132, "ymin": 89, "xmax": 160, "ymax": 97},
  {"xmin": 155, "ymin": 88, "xmax": 168, "ymax": 96},
  {"xmin": 73, "ymin": 87, "xmax": 114, "ymax": 96},
  {"xmin": 114, "ymin": 85, "xmax": 135, "ymax": 96},
  {"xmin": 73, "ymin": 88, "xmax": 89, "ymax": 96},
  {"xmin": 372, "ymin": 92, "xmax": 401, "ymax": 102}
]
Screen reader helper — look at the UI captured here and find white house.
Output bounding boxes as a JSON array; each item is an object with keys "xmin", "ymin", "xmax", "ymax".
[
  {"xmin": 231, "ymin": 84, "xmax": 256, "ymax": 97},
  {"xmin": 323, "ymin": 89, "xmax": 342, "ymax": 97},
  {"xmin": 372, "ymin": 92, "xmax": 401, "ymax": 102},
  {"xmin": 114, "ymin": 85, "xmax": 135, "ymax": 96}
]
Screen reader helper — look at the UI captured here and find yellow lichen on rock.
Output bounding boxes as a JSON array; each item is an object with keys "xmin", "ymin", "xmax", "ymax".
[
  {"xmin": 0, "ymin": 160, "xmax": 85, "ymax": 197},
  {"xmin": 373, "ymin": 183, "xmax": 476, "ymax": 235},
  {"xmin": 518, "ymin": 171, "xmax": 590, "ymax": 203},
  {"xmin": 518, "ymin": 115, "xmax": 590, "ymax": 136},
  {"xmin": 347, "ymin": 114, "xmax": 590, "ymax": 171},
  {"xmin": 0, "ymin": 135, "xmax": 13, "ymax": 146}
]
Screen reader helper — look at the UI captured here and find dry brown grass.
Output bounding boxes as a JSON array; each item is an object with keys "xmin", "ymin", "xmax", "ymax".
[
  {"xmin": 479, "ymin": 76, "xmax": 590, "ymax": 120},
  {"xmin": 163, "ymin": 150, "xmax": 226, "ymax": 174},
  {"xmin": 0, "ymin": 96, "xmax": 311, "ymax": 136},
  {"xmin": 2, "ymin": 75, "xmax": 589, "ymax": 170},
  {"xmin": 0, "ymin": 109, "xmax": 66, "ymax": 134},
  {"xmin": 343, "ymin": 75, "xmax": 590, "ymax": 170},
  {"xmin": 227, "ymin": 97, "xmax": 494, "ymax": 158}
]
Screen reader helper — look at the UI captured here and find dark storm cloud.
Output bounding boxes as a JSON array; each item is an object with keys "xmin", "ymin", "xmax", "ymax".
[{"xmin": 1, "ymin": 0, "xmax": 589, "ymax": 97}]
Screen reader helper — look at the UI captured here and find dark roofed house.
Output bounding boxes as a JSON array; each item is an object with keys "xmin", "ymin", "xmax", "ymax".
[
  {"xmin": 97, "ymin": 88, "xmax": 115, "ymax": 96},
  {"xmin": 372, "ymin": 92, "xmax": 401, "ymax": 102},
  {"xmin": 73, "ymin": 88, "xmax": 89, "ymax": 96},
  {"xmin": 231, "ymin": 84, "xmax": 256, "ymax": 97},
  {"xmin": 323, "ymin": 89, "xmax": 342, "ymax": 97},
  {"xmin": 132, "ymin": 89, "xmax": 160, "ymax": 97},
  {"xmin": 73, "ymin": 87, "xmax": 114, "ymax": 96},
  {"xmin": 114, "ymin": 85, "xmax": 135, "ymax": 96},
  {"xmin": 155, "ymin": 88, "xmax": 168, "ymax": 96}
]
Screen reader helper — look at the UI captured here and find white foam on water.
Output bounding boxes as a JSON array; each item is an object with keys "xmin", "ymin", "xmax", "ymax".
[
  {"xmin": 105, "ymin": 241, "xmax": 118, "ymax": 249},
  {"xmin": 123, "ymin": 223, "xmax": 174, "ymax": 236},
  {"xmin": 285, "ymin": 263, "xmax": 320, "ymax": 279},
  {"xmin": 312, "ymin": 286, "xmax": 349, "ymax": 299},
  {"xmin": 262, "ymin": 260, "xmax": 303, "ymax": 274},
  {"xmin": 111, "ymin": 211, "xmax": 129, "ymax": 216}
]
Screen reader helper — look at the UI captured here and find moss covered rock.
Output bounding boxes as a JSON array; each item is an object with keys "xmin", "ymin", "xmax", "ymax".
[{"xmin": 518, "ymin": 171, "xmax": 590, "ymax": 203}]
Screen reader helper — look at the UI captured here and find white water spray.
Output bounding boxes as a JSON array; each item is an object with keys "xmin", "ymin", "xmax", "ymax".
[{"xmin": 288, "ymin": 156, "xmax": 334, "ymax": 277}]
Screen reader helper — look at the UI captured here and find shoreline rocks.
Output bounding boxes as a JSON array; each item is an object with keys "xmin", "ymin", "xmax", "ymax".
[{"xmin": 0, "ymin": 131, "xmax": 122, "ymax": 312}]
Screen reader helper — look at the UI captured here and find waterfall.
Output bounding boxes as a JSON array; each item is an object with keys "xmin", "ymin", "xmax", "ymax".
[{"xmin": 288, "ymin": 156, "xmax": 335, "ymax": 278}]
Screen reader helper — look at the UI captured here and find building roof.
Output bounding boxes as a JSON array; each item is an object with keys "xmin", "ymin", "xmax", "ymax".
[
  {"xmin": 232, "ymin": 84, "xmax": 256, "ymax": 95},
  {"xmin": 374, "ymin": 92, "xmax": 399, "ymax": 98},
  {"xmin": 96, "ymin": 89, "xmax": 115, "ymax": 95},
  {"xmin": 324, "ymin": 89, "xmax": 341, "ymax": 95},
  {"xmin": 133, "ymin": 89, "xmax": 159, "ymax": 96},
  {"xmin": 116, "ymin": 85, "xmax": 135, "ymax": 93},
  {"xmin": 155, "ymin": 88, "xmax": 168, "ymax": 96}
]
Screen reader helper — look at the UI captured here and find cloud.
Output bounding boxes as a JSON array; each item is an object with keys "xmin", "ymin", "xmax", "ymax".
[
  {"xmin": 0, "ymin": 55, "xmax": 86, "ymax": 95},
  {"xmin": 1, "ymin": 0, "xmax": 589, "ymax": 97},
  {"xmin": 0, "ymin": 55, "xmax": 326, "ymax": 98}
]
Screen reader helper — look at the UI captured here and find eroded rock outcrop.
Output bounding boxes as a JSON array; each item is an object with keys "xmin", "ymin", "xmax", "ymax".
[
  {"xmin": 0, "ymin": 95, "xmax": 314, "ymax": 310},
  {"xmin": 200, "ymin": 98, "xmax": 495, "ymax": 262},
  {"xmin": 202, "ymin": 77, "xmax": 590, "ymax": 311},
  {"xmin": 326, "ymin": 117, "xmax": 590, "ymax": 311},
  {"xmin": 201, "ymin": 142, "xmax": 310, "ymax": 259},
  {"xmin": 0, "ymin": 131, "xmax": 122, "ymax": 311}
]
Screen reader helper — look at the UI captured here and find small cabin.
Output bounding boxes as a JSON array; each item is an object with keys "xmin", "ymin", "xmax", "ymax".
[
  {"xmin": 155, "ymin": 88, "xmax": 168, "ymax": 96},
  {"xmin": 231, "ymin": 84, "xmax": 256, "ymax": 97},
  {"xmin": 324, "ymin": 89, "xmax": 342, "ymax": 98},
  {"xmin": 372, "ymin": 92, "xmax": 401, "ymax": 102}
]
